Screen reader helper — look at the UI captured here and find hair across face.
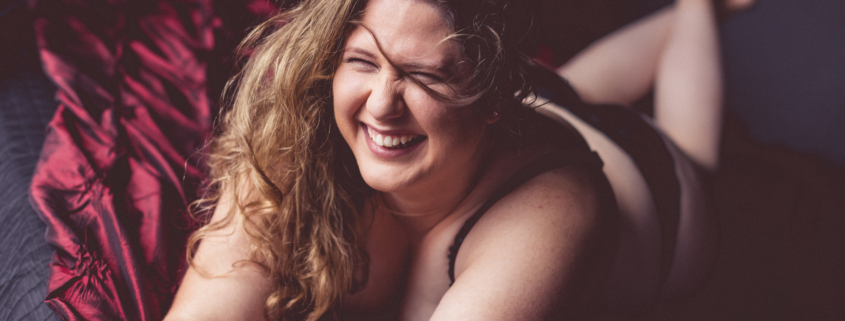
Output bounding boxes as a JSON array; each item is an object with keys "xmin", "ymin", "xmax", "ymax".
[{"xmin": 333, "ymin": 0, "xmax": 492, "ymax": 199}]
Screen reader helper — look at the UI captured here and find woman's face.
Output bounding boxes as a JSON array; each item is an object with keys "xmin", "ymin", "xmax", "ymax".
[{"xmin": 333, "ymin": 0, "xmax": 490, "ymax": 195}]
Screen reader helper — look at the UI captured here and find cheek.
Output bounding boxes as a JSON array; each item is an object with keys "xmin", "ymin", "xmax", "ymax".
[
  {"xmin": 332, "ymin": 72, "xmax": 361, "ymax": 129},
  {"xmin": 413, "ymin": 102, "xmax": 485, "ymax": 145},
  {"xmin": 332, "ymin": 89, "xmax": 358, "ymax": 151},
  {"xmin": 331, "ymin": 74, "xmax": 347, "ymax": 115}
]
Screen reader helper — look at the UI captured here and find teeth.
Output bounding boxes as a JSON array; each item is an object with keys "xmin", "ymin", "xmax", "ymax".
[{"xmin": 366, "ymin": 127, "xmax": 420, "ymax": 149}]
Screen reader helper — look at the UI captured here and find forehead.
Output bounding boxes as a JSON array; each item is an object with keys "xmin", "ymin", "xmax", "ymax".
[{"xmin": 347, "ymin": 0, "xmax": 460, "ymax": 63}]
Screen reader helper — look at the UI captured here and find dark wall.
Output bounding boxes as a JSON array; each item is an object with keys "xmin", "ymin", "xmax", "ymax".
[{"xmin": 723, "ymin": 0, "xmax": 845, "ymax": 165}]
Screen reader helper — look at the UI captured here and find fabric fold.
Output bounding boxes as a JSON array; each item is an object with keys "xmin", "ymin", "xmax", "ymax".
[{"xmin": 29, "ymin": 0, "xmax": 274, "ymax": 319}]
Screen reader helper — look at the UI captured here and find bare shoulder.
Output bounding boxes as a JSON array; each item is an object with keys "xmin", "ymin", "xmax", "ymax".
[
  {"xmin": 431, "ymin": 166, "xmax": 617, "ymax": 320},
  {"xmin": 459, "ymin": 166, "xmax": 615, "ymax": 277},
  {"xmin": 484, "ymin": 165, "xmax": 605, "ymax": 229}
]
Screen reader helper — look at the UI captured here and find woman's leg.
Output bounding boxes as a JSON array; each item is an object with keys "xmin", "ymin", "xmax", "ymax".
[
  {"xmin": 559, "ymin": 0, "xmax": 756, "ymax": 170},
  {"xmin": 557, "ymin": 6, "xmax": 673, "ymax": 107},
  {"xmin": 653, "ymin": 0, "xmax": 723, "ymax": 170}
]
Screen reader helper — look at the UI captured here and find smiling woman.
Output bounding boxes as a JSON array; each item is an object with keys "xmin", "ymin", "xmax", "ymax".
[
  {"xmin": 164, "ymin": 0, "xmax": 722, "ymax": 320},
  {"xmin": 333, "ymin": 0, "xmax": 489, "ymax": 211}
]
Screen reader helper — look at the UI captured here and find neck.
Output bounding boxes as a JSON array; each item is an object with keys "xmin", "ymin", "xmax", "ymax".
[
  {"xmin": 378, "ymin": 183, "xmax": 469, "ymax": 235},
  {"xmin": 380, "ymin": 145, "xmax": 494, "ymax": 237}
]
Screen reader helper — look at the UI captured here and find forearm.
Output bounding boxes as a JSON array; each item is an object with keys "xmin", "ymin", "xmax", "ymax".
[{"xmin": 165, "ymin": 264, "xmax": 273, "ymax": 321}]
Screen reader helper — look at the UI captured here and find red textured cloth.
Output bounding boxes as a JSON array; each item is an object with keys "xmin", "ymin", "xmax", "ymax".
[{"xmin": 28, "ymin": 0, "xmax": 274, "ymax": 319}]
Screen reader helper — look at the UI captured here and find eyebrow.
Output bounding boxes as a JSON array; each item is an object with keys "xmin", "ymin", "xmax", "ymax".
[
  {"xmin": 343, "ymin": 47, "xmax": 378, "ymax": 61},
  {"xmin": 401, "ymin": 62, "xmax": 455, "ymax": 79},
  {"xmin": 343, "ymin": 45, "xmax": 457, "ymax": 79}
]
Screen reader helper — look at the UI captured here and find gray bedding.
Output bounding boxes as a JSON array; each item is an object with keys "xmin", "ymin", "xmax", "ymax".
[{"xmin": 0, "ymin": 5, "xmax": 61, "ymax": 320}]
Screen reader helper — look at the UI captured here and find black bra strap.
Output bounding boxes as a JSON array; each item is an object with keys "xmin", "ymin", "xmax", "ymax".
[{"xmin": 447, "ymin": 149, "xmax": 604, "ymax": 284}]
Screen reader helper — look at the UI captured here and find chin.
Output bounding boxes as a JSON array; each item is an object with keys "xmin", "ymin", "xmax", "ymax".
[
  {"xmin": 359, "ymin": 170, "xmax": 402, "ymax": 193},
  {"xmin": 357, "ymin": 162, "xmax": 418, "ymax": 194}
]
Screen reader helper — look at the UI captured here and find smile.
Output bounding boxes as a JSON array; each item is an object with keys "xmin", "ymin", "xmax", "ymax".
[{"xmin": 367, "ymin": 127, "xmax": 427, "ymax": 149}]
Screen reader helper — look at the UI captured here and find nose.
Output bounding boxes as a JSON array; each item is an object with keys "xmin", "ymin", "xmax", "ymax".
[{"xmin": 366, "ymin": 72, "xmax": 405, "ymax": 121}]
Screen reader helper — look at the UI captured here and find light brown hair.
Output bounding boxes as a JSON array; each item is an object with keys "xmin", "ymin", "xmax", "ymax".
[{"xmin": 186, "ymin": 0, "xmax": 542, "ymax": 319}]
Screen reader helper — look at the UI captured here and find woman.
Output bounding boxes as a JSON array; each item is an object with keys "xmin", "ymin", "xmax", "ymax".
[{"xmin": 165, "ymin": 0, "xmax": 746, "ymax": 319}]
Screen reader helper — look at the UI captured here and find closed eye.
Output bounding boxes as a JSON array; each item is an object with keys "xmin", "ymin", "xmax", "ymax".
[
  {"xmin": 346, "ymin": 57, "xmax": 378, "ymax": 70},
  {"xmin": 409, "ymin": 72, "xmax": 444, "ymax": 84}
]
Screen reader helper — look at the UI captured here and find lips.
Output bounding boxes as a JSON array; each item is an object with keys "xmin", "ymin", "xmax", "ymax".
[{"xmin": 364, "ymin": 124, "xmax": 427, "ymax": 149}]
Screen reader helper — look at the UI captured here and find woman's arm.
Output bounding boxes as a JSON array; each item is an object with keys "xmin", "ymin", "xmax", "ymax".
[
  {"xmin": 165, "ymin": 192, "xmax": 274, "ymax": 321},
  {"xmin": 559, "ymin": 0, "xmax": 726, "ymax": 170},
  {"xmin": 429, "ymin": 167, "xmax": 616, "ymax": 320}
]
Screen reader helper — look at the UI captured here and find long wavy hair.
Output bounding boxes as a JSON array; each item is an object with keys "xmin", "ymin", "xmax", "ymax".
[{"xmin": 186, "ymin": 0, "xmax": 542, "ymax": 320}]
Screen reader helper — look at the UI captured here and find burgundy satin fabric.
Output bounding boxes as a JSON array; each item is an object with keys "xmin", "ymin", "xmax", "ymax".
[{"xmin": 28, "ymin": 0, "xmax": 274, "ymax": 319}]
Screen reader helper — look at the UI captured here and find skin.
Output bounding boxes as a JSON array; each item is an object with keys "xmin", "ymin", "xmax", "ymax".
[
  {"xmin": 332, "ymin": 0, "xmax": 490, "ymax": 231},
  {"xmin": 166, "ymin": 0, "xmax": 745, "ymax": 319},
  {"xmin": 548, "ymin": 0, "xmax": 754, "ymax": 311},
  {"xmin": 561, "ymin": 0, "xmax": 757, "ymax": 171}
]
